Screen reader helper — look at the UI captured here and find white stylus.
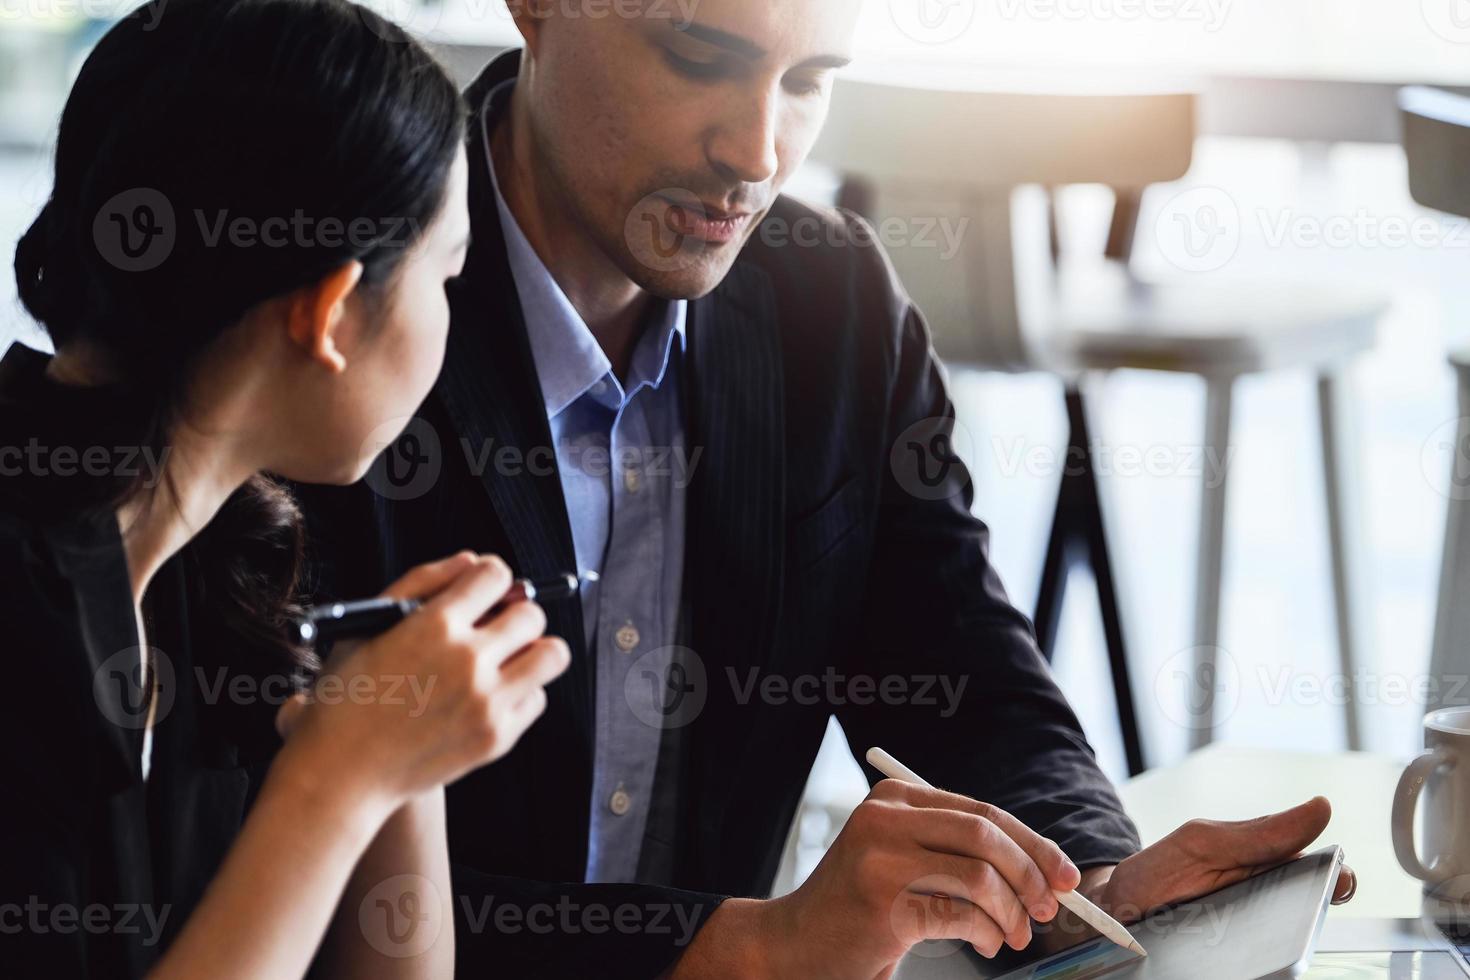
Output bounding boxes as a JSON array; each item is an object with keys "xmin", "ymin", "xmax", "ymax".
[{"xmin": 866, "ymin": 747, "xmax": 1148, "ymax": 958}]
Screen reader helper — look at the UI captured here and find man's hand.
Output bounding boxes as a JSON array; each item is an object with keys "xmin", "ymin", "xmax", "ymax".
[
  {"xmin": 672, "ymin": 793, "xmax": 1357, "ymax": 979},
  {"xmin": 1083, "ymin": 796, "xmax": 1358, "ymax": 925},
  {"xmin": 672, "ymin": 779, "xmax": 1081, "ymax": 980}
]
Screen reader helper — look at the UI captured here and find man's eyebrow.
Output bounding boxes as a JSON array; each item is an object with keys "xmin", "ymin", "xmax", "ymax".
[
  {"xmin": 674, "ymin": 21, "xmax": 852, "ymax": 70},
  {"xmin": 795, "ymin": 53, "xmax": 853, "ymax": 71},
  {"xmin": 675, "ymin": 21, "xmax": 767, "ymax": 60}
]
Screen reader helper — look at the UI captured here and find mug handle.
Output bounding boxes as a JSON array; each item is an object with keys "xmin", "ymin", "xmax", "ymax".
[{"xmin": 1393, "ymin": 746, "xmax": 1457, "ymax": 885}]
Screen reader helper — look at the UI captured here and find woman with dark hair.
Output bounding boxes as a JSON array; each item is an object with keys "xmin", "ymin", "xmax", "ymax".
[{"xmin": 1, "ymin": 1, "xmax": 569, "ymax": 976}]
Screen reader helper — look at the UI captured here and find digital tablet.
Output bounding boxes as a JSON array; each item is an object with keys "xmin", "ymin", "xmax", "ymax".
[{"xmin": 895, "ymin": 846, "xmax": 1344, "ymax": 980}]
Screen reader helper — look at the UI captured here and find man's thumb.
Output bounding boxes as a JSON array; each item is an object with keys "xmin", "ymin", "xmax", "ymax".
[{"xmin": 1232, "ymin": 796, "xmax": 1332, "ymax": 864}]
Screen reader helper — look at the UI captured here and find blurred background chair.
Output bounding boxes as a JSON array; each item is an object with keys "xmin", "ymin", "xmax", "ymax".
[
  {"xmin": 1403, "ymin": 86, "xmax": 1470, "ymax": 717},
  {"xmin": 811, "ymin": 77, "xmax": 1389, "ymax": 769}
]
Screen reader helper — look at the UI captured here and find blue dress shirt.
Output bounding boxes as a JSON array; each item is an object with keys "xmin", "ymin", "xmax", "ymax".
[{"xmin": 484, "ymin": 83, "xmax": 689, "ymax": 884}]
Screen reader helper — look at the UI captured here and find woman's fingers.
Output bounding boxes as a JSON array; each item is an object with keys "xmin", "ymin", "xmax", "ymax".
[
  {"xmin": 424, "ymin": 555, "xmax": 515, "ymax": 624},
  {"xmin": 499, "ymin": 637, "xmax": 572, "ymax": 693},
  {"xmin": 475, "ymin": 600, "xmax": 549, "ymax": 669},
  {"xmin": 274, "ymin": 691, "xmax": 309, "ymax": 738},
  {"xmin": 381, "ymin": 550, "xmax": 479, "ymax": 602}
]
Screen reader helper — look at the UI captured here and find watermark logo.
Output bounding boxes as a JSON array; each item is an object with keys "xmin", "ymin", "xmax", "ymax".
[
  {"xmin": 1423, "ymin": 0, "xmax": 1470, "ymax": 43},
  {"xmin": 992, "ymin": 436, "xmax": 1233, "ymax": 488},
  {"xmin": 625, "ymin": 646, "xmax": 708, "ymax": 730},
  {"xmin": 1422, "ymin": 417, "xmax": 1470, "ymax": 501},
  {"xmin": 1153, "ymin": 186, "xmax": 1241, "ymax": 273},
  {"xmin": 0, "ymin": 1, "xmax": 168, "ymax": 30},
  {"xmin": 1154, "ymin": 645, "xmax": 1239, "ymax": 733},
  {"xmin": 994, "ymin": 0, "xmax": 1233, "ymax": 31},
  {"xmin": 93, "ymin": 188, "xmax": 175, "ymax": 273},
  {"xmin": 624, "ymin": 189, "xmax": 710, "ymax": 274},
  {"xmin": 889, "ymin": 0, "xmax": 978, "ymax": 45},
  {"xmin": 360, "ymin": 874, "xmax": 443, "ymax": 958},
  {"xmin": 355, "ymin": 0, "xmax": 448, "ymax": 39},
  {"xmin": 890, "ymin": 417, "xmax": 976, "ymax": 502},
  {"xmin": 363, "ymin": 416, "xmax": 443, "ymax": 502},
  {"xmin": 890, "ymin": 875, "xmax": 970, "ymax": 958},
  {"xmin": 93, "ymin": 646, "xmax": 175, "ymax": 731}
]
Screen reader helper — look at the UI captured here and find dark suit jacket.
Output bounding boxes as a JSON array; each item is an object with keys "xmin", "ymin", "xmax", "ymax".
[
  {"xmin": 0, "ymin": 345, "xmax": 278, "ymax": 978},
  {"xmin": 294, "ymin": 51, "xmax": 1140, "ymax": 979}
]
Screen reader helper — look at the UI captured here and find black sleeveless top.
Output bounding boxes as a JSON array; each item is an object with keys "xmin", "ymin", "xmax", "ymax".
[{"xmin": 0, "ymin": 343, "xmax": 280, "ymax": 977}]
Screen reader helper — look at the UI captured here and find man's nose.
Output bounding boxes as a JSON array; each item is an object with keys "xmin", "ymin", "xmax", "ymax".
[{"xmin": 708, "ymin": 87, "xmax": 781, "ymax": 188}]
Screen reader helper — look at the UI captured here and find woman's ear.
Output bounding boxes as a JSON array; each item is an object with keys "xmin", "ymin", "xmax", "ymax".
[{"xmin": 287, "ymin": 261, "xmax": 364, "ymax": 373}]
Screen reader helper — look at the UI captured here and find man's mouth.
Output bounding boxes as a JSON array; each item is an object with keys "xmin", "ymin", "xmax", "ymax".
[{"xmin": 660, "ymin": 197, "xmax": 756, "ymax": 245}]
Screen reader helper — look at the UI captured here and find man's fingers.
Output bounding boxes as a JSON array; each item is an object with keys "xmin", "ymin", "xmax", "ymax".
[
  {"xmin": 1332, "ymin": 865, "xmax": 1358, "ymax": 905},
  {"xmin": 381, "ymin": 550, "xmax": 479, "ymax": 601},
  {"xmin": 1193, "ymin": 796, "xmax": 1333, "ymax": 869},
  {"xmin": 919, "ymin": 854, "xmax": 1035, "ymax": 950},
  {"xmin": 895, "ymin": 806, "xmax": 1057, "ymax": 921},
  {"xmin": 897, "ymin": 888, "xmax": 1009, "ymax": 959},
  {"xmin": 884, "ymin": 780, "xmax": 1080, "ymax": 893}
]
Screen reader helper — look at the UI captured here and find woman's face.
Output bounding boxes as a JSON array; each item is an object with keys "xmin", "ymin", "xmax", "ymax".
[{"xmin": 286, "ymin": 146, "xmax": 472, "ymax": 486}]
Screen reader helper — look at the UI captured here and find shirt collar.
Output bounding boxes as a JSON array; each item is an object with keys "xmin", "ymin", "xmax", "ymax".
[{"xmin": 482, "ymin": 80, "xmax": 686, "ymax": 419}]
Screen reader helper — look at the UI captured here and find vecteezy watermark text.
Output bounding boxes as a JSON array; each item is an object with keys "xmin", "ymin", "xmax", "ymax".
[
  {"xmin": 459, "ymin": 895, "xmax": 707, "ymax": 946},
  {"xmin": 0, "ymin": 440, "xmax": 170, "ymax": 488}
]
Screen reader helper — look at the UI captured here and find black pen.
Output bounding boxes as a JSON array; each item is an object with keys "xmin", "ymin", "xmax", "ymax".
[{"xmin": 294, "ymin": 571, "xmax": 598, "ymax": 647}]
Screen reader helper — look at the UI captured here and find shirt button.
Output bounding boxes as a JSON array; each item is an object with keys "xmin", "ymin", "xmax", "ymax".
[
  {"xmin": 590, "ymin": 379, "xmax": 609, "ymax": 397},
  {"xmin": 609, "ymin": 788, "xmax": 632, "ymax": 816},
  {"xmin": 615, "ymin": 623, "xmax": 641, "ymax": 653},
  {"xmin": 623, "ymin": 468, "xmax": 642, "ymax": 494}
]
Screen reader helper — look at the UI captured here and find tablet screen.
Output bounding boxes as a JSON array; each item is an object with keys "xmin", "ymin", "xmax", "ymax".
[
  {"xmin": 986, "ymin": 937, "xmax": 1144, "ymax": 979},
  {"xmin": 895, "ymin": 847, "xmax": 1342, "ymax": 980}
]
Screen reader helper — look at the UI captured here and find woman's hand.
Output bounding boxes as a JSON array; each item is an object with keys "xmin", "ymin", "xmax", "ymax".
[{"xmin": 277, "ymin": 551, "xmax": 570, "ymax": 812}]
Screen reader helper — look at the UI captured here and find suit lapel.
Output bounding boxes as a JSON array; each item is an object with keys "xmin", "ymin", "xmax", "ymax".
[
  {"xmin": 40, "ymin": 512, "xmax": 146, "ymax": 789},
  {"xmin": 432, "ymin": 60, "xmax": 593, "ymax": 746},
  {"xmin": 685, "ymin": 261, "xmax": 787, "ymax": 859}
]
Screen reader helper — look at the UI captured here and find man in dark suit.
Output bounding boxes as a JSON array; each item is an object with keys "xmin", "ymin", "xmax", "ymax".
[{"xmin": 297, "ymin": 1, "xmax": 1355, "ymax": 975}]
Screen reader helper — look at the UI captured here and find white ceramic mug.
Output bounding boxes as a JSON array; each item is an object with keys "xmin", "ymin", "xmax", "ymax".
[{"xmin": 1394, "ymin": 707, "xmax": 1470, "ymax": 899}]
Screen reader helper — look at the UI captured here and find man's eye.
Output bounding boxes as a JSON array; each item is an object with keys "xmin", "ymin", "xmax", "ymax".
[
  {"xmin": 785, "ymin": 73, "xmax": 827, "ymax": 97},
  {"xmin": 664, "ymin": 49, "xmax": 725, "ymax": 80}
]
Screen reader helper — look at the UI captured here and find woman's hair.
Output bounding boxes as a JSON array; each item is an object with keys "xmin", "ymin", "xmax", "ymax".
[{"xmin": 11, "ymin": 0, "xmax": 466, "ymax": 672}]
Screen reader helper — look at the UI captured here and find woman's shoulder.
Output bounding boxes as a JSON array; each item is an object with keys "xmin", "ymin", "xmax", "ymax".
[{"xmin": 0, "ymin": 506, "xmax": 128, "ymax": 617}]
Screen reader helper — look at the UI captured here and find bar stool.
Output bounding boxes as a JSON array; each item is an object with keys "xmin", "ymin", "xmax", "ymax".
[
  {"xmin": 812, "ymin": 75, "xmax": 1388, "ymax": 767},
  {"xmin": 1402, "ymin": 87, "xmax": 1470, "ymax": 714}
]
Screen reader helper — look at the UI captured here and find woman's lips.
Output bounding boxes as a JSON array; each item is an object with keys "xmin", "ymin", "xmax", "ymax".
[{"xmin": 663, "ymin": 200, "xmax": 754, "ymax": 245}]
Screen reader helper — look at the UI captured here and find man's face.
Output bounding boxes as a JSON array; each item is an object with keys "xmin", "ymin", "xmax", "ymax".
[{"xmin": 520, "ymin": 0, "xmax": 859, "ymax": 299}]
